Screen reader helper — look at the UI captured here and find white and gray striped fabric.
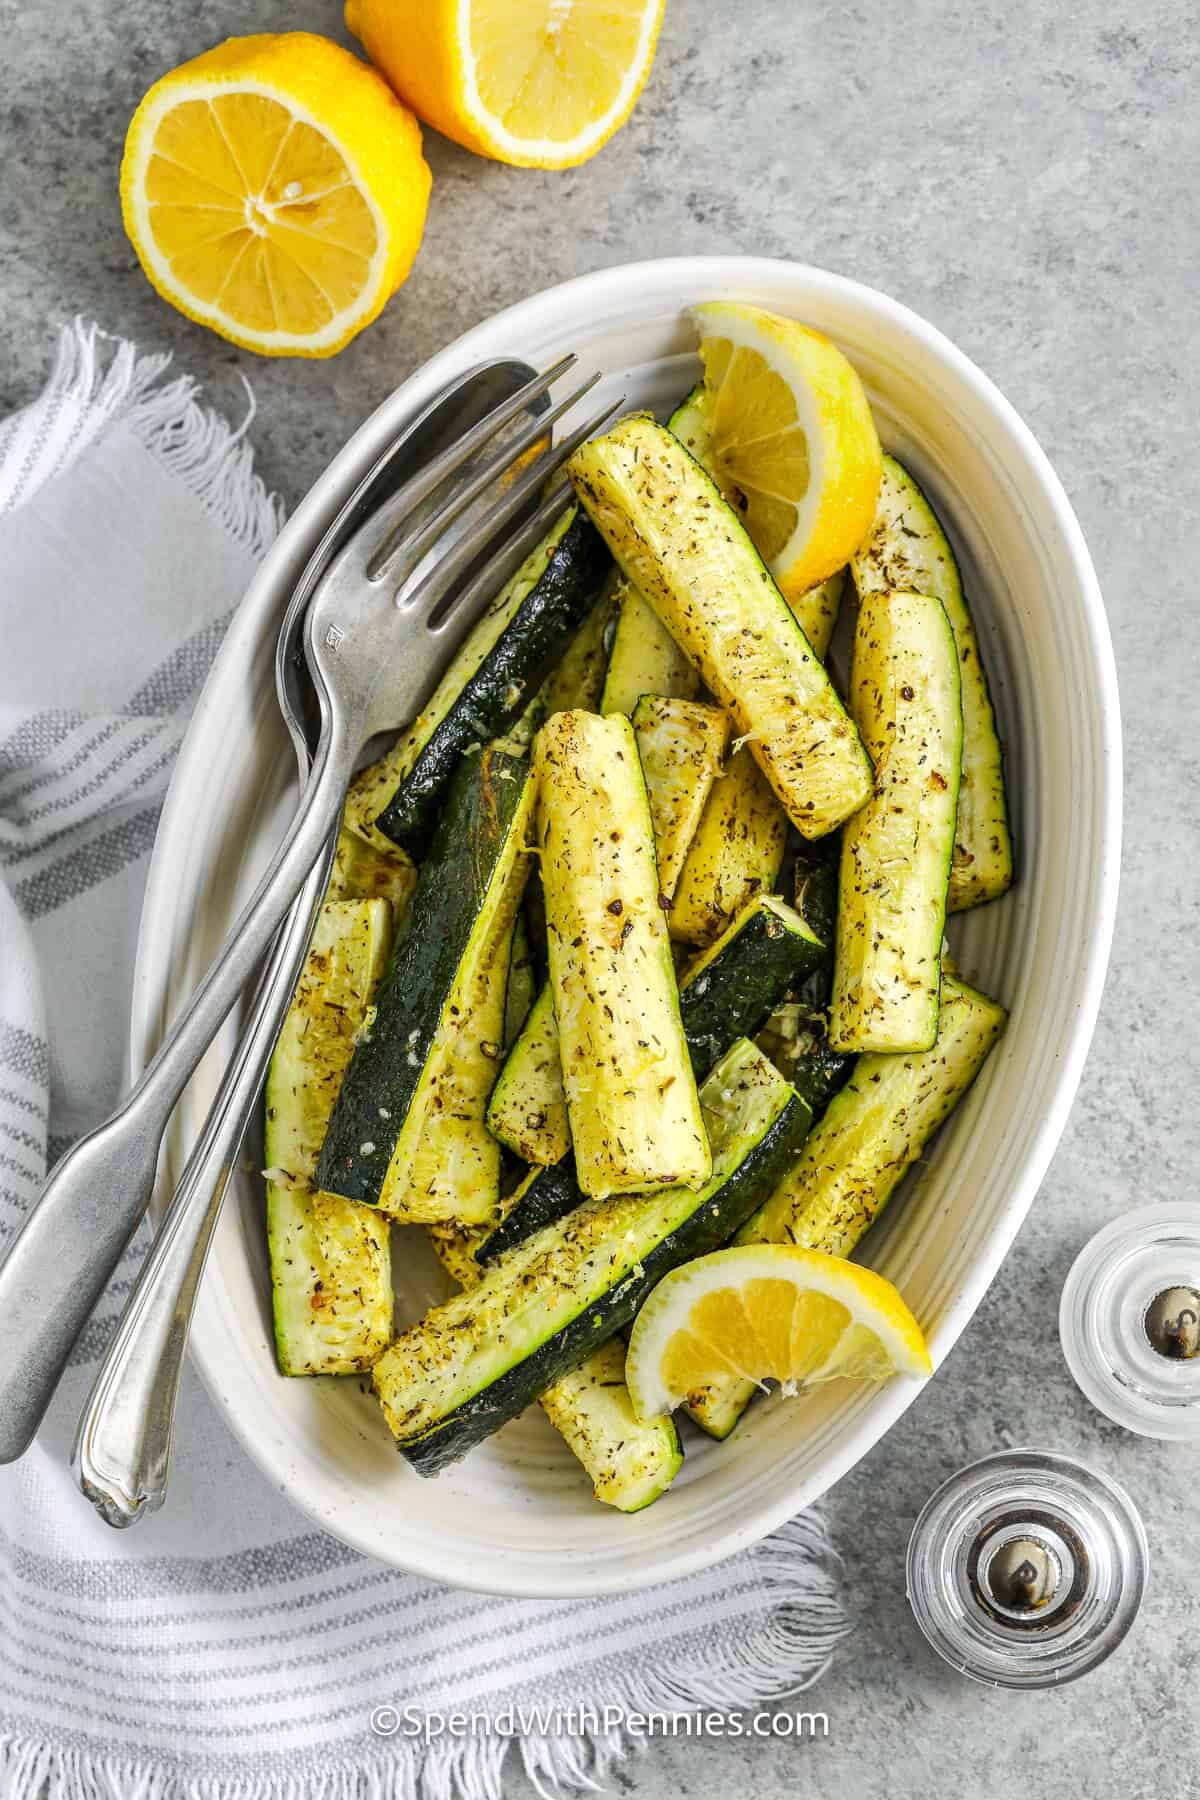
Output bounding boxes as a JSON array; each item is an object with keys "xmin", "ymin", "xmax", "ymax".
[{"xmin": 0, "ymin": 322, "xmax": 848, "ymax": 1800}]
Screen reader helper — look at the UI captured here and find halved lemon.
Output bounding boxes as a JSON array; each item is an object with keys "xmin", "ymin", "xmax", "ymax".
[
  {"xmin": 625, "ymin": 1245, "xmax": 931, "ymax": 1422},
  {"xmin": 689, "ymin": 301, "xmax": 883, "ymax": 597},
  {"xmin": 345, "ymin": 0, "xmax": 666, "ymax": 169},
  {"xmin": 121, "ymin": 34, "xmax": 432, "ymax": 358}
]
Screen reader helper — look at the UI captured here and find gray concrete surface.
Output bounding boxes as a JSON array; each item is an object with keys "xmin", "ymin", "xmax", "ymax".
[{"xmin": 3, "ymin": 0, "xmax": 1198, "ymax": 1792}]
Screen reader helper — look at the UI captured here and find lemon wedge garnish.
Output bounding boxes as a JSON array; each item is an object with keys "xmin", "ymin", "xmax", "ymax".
[
  {"xmin": 689, "ymin": 301, "xmax": 883, "ymax": 598},
  {"xmin": 121, "ymin": 33, "xmax": 432, "ymax": 358},
  {"xmin": 345, "ymin": 0, "xmax": 666, "ymax": 170},
  {"xmin": 625, "ymin": 1244, "xmax": 931, "ymax": 1422}
]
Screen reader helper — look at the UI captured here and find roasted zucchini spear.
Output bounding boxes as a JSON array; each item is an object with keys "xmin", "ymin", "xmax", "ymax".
[
  {"xmin": 534, "ymin": 709, "xmax": 710, "ymax": 1200},
  {"xmin": 852, "ymin": 455, "xmax": 1012, "ymax": 910},
  {"xmin": 669, "ymin": 745, "xmax": 789, "ymax": 947},
  {"xmin": 569, "ymin": 414, "xmax": 872, "ymax": 837},
  {"xmin": 830, "ymin": 588, "xmax": 962, "ymax": 1053},
  {"xmin": 427, "ymin": 1191, "xmax": 683, "ymax": 1513},
  {"xmin": 315, "ymin": 745, "xmax": 534, "ymax": 1223},
  {"xmin": 265, "ymin": 900, "xmax": 393, "ymax": 1376},
  {"xmin": 631, "ymin": 695, "xmax": 730, "ymax": 901}
]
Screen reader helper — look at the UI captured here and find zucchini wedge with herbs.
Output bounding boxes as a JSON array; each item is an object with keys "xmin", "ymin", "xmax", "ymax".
[
  {"xmin": 345, "ymin": 508, "xmax": 609, "ymax": 857},
  {"xmin": 667, "ymin": 384, "xmax": 846, "ymax": 661},
  {"xmin": 600, "ymin": 576, "xmax": 700, "ymax": 714},
  {"xmin": 534, "ymin": 709, "xmax": 710, "ymax": 1200},
  {"xmin": 569, "ymin": 414, "xmax": 872, "ymax": 837},
  {"xmin": 486, "ymin": 983, "xmax": 565, "ymax": 1165},
  {"xmin": 315, "ymin": 745, "xmax": 534, "ymax": 1223},
  {"xmin": 852, "ymin": 455, "xmax": 1012, "ymax": 910},
  {"xmin": 669, "ymin": 746, "xmax": 789, "ymax": 947},
  {"xmin": 373, "ymin": 1039, "xmax": 812, "ymax": 1474},
  {"xmin": 686, "ymin": 975, "xmax": 1006, "ymax": 1438},
  {"xmin": 265, "ymin": 900, "xmax": 393, "ymax": 1376},
  {"xmin": 327, "ymin": 827, "xmax": 417, "ymax": 915},
  {"xmin": 830, "ymin": 589, "xmax": 963, "ymax": 1054},
  {"xmin": 427, "ymin": 1189, "xmax": 682, "ymax": 1512},
  {"xmin": 481, "ymin": 894, "xmax": 826, "ymax": 1259},
  {"xmin": 632, "ymin": 696, "xmax": 730, "ymax": 900}
]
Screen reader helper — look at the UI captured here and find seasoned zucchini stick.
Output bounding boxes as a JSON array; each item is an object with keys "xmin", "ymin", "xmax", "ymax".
[
  {"xmin": 315, "ymin": 746, "xmax": 534, "ymax": 1223},
  {"xmin": 534, "ymin": 710, "xmax": 709, "ymax": 1200},
  {"xmin": 600, "ymin": 576, "xmax": 699, "ymax": 714},
  {"xmin": 670, "ymin": 745, "xmax": 789, "ymax": 947},
  {"xmin": 345, "ymin": 508, "xmax": 609, "ymax": 857},
  {"xmin": 427, "ymin": 1192, "xmax": 683, "ymax": 1513},
  {"xmin": 667, "ymin": 385, "xmax": 846, "ymax": 660},
  {"xmin": 486, "ymin": 983, "xmax": 565, "ymax": 1166},
  {"xmin": 632, "ymin": 696, "xmax": 730, "ymax": 900},
  {"xmin": 789, "ymin": 571, "xmax": 845, "ymax": 663},
  {"xmin": 687, "ymin": 975, "xmax": 1006, "ymax": 1438},
  {"xmin": 830, "ymin": 589, "xmax": 962, "ymax": 1054},
  {"xmin": 327, "ymin": 827, "xmax": 416, "ymax": 915},
  {"xmin": 481, "ymin": 895, "xmax": 826, "ymax": 1262},
  {"xmin": 570, "ymin": 414, "xmax": 872, "ymax": 837},
  {"xmin": 374, "ymin": 1040, "xmax": 812, "ymax": 1474},
  {"xmin": 852, "ymin": 455, "xmax": 1012, "ymax": 910},
  {"xmin": 265, "ymin": 900, "xmax": 393, "ymax": 1376}
]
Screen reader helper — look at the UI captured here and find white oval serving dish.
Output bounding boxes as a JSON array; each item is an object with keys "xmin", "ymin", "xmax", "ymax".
[{"xmin": 131, "ymin": 257, "xmax": 1120, "ymax": 1596}]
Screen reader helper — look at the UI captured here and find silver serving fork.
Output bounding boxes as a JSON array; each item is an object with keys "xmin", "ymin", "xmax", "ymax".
[
  {"xmin": 0, "ymin": 353, "xmax": 617, "ymax": 1467},
  {"xmin": 70, "ymin": 356, "xmax": 548, "ymax": 1524}
]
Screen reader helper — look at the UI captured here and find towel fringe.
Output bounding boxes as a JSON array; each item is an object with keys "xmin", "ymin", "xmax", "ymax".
[
  {"xmin": 0, "ymin": 319, "xmax": 283, "ymax": 556},
  {"xmin": 0, "ymin": 1514, "xmax": 848, "ymax": 1800}
]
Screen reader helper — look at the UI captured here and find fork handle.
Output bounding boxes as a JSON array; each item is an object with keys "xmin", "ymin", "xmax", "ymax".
[
  {"xmin": 72, "ymin": 842, "xmax": 332, "ymax": 1526},
  {"xmin": 0, "ymin": 723, "xmax": 355, "ymax": 1464}
]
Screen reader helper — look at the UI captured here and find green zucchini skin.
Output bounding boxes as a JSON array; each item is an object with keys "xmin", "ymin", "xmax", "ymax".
[
  {"xmin": 372, "ymin": 511, "xmax": 609, "ymax": 855},
  {"xmin": 478, "ymin": 895, "xmax": 825, "ymax": 1263},
  {"xmin": 475, "ymin": 1157, "xmax": 579, "ymax": 1263},
  {"xmin": 677, "ymin": 895, "xmax": 826, "ymax": 1081},
  {"xmin": 314, "ymin": 745, "xmax": 532, "ymax": 1213},
  {"xmin": 383, "ymin": 1044, "xmax": 813, "ymax": 1475},
  {"xmin": 792, "ymin": 839, "xmax": 840, "ymax": 957}
]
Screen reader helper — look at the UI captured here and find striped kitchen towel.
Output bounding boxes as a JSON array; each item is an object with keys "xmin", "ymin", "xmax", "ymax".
[{"xmin": 0, "ymin": 322, "xmax": 849, "ymax": 1800}]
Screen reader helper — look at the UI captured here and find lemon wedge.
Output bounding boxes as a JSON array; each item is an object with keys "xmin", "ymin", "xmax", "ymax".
[
  {"xmin": 625, "ymin": 1244, "xmax": 931, "ymax": 1422},
  {"xmin": 121, "ymin": 34, "xmax": 432, "ymax": 357},
  {"xmin": 689, "ymin": 302, "xmax": 883, "ymax": 598},
  {"xmin": 345, "ymin": 0, "xmax": 666, "ymax": 169}
]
